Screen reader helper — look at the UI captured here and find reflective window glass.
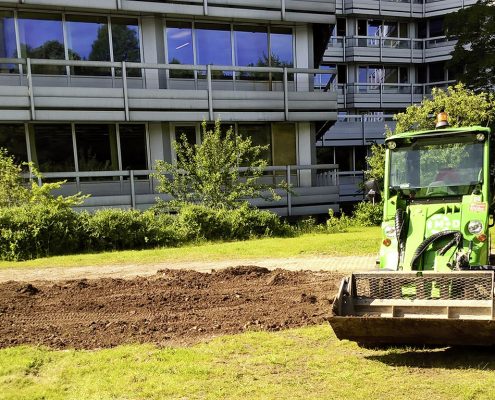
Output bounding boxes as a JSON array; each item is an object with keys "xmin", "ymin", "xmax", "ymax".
[
  {"xmin": 119, "ymin": 124, "xmax": 147, "ymax": 170},
  {"xmin": 0, "ymin": 11, "xmax": 17, "ymax": 73},
  {"xmin": 196, "ymin": 23, "xmax": 231, "ymax": 79},
  {"xmin": 112, "ymin": 17, "xmax": 141, "ymax": 77},
  {"xmin": 238, "ymin": 123, "xmax": 271, "ymax": 164},
  {"xmin": 66, "ymin": 15, "xmax": 110, "ymax": 76},
  {"xmin": 367, "ymin": 20, "xmax": 382, "ymax": 36},
  {"xmin": 272, "ymin": 123, "xmax": 296, "ymax": 166},
  {"xmin": 167, "ymin": 21, "xmax": 193, "ymax": 78},
  {"xmin": 270, "ymin": 28, "xmax": 293, "ymax": 67},
  {"xmin": 17, "ymin": 13, "xmax": 65, "ymax": 75},
  {"xmin": 234, "ymin": 26, "xmax": 268, "ymax": 66},
  {"xmin": 235, "ymin": 26, "xmax": 268, "ymax": 81},
  {"xmin": 76, "ymin": 124, "xmax": 118, "ymax": 171},
  {"xmin": 0, "ymin": 124, "xmax": 28, "ymax": 164},
  {"xmin": 33, "ymin": 124, "xmax": 74, "ymax": 172},
  {"xmin": 270, "ymin": 27, "xmax": 293, "ymax": 81},
  {"xmin": 383, "ymin": 21, "xmax": 398, "ymax": 37}
]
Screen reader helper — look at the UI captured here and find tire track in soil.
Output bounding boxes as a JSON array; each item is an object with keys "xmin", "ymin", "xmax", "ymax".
[{"xmin": 0, "ymin": 266, "xmax": 344, "ymax": 349}]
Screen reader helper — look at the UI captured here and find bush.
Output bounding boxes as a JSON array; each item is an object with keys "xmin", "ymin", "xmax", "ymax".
[
  {"xmin": 352, "ymin": 201, "xmax": 383, "ymax": 227},
  {"xmin": 174, "ymin": 203, "xmax": 291, "ymax": 241},
  {"xmin": 0, "ymin": 204, "xmax": 84, "ymax": 261},
  {"xmin": 326, "ymin": 209, "xmax": 353, "ymax": 233},
  {"xmin": 84, "ymin": 209, "xmax": 180, "ymax": 251}
]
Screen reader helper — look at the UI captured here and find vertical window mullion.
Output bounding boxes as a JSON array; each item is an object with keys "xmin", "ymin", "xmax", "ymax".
[
  {"xmin": 192, "ymin": 21, "xmax": 197, "ymax": 86},
  {"xmin": 24, "ymin": 123, "xmax": 32, "ymax": 164},
  {"xmin": 71, "ymin": 123, "xmax": 79, "ymax": 173},
  {"xmin": 230, "ymin": 22, "xmax": 235, "ymax": 85},
  {"xmin": 108, "ymin": 16, "xmax": 115, "ymax": 80},
  {"xmin": 116, "ymin": 123, "xmax": 123, "ymax": 171},
  {"xmin": 62, "ymin": 13, "xmax": 70, "ymax": 78},
  {"xmin": 13, "ymin": 10, "xmax": 22, "ymax": 76}
]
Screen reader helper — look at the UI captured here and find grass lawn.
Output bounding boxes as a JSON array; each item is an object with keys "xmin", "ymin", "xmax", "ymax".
[
  {"xmin": 0, "ymin": 227, "xmax": 381, "ymax": 269},
  {"xmin": 1, "ymin": 325, "xmax": 494, "ymax": 400}
]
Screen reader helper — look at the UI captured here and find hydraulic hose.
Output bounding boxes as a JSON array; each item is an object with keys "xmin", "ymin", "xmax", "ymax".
[{"xmin": 410, "ymin": 230, "xmax": 463, "ymax": 270}]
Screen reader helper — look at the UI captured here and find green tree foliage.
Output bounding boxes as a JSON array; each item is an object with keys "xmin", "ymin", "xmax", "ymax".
[
  {"xmin": 0, "ymin": 148, "xmax": 87, "ymax": 208},
  {"xmin": 365, "ymin": 83, "xmax": 495, "ymax": 190},
  {"xmin": 153, "ymin": 120, "xmax": 279, "ymax": 210},
  {"xmin": 446, "ymin": 0, "xmax": 495, "ymax": 92}
]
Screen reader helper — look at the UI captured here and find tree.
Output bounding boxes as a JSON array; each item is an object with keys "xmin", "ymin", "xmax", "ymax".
[
  {"xmin": 446, "ymin": 0, "xmax": 495, "ymax": 92},
  {"xmin": 0, "ymin": 148, "xmax": 87, "ymax": 208},
  {"xmin": 366, "ymin": 83, "xmax": 495, "ymax": 189},
  {"xmin": 152, "ymin": 120, "xmax": 279, "ymax": 210}
]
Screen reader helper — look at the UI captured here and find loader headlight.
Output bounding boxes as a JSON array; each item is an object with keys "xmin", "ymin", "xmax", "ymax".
[
  {"xmin": 384, "ymin": 226, "xmax": 396, "ymax": 238},
  {"xmin": 467, "ymin": 220, "xmax": 483, "ymax": 234}
]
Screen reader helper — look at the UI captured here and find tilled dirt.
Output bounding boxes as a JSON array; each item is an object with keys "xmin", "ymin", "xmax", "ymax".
[{"xmin": 0, "ymin": 266, "xmax": 343, "ymax": 349}]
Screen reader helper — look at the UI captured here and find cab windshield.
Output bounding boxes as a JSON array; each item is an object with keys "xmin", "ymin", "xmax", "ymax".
[{"xmin": 389, "ymin": 134, "xmax": 484, "ymax": 198}]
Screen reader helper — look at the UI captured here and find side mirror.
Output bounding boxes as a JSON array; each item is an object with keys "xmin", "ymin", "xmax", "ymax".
[{"xmin": 364, "ymin": 179, "xmax": 381, "ymax": 203}]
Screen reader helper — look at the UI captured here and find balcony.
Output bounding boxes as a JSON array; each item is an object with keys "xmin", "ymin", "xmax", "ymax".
[
  {"xmin": 324, "ymin": 36, "xmax": 455, "ymax": 63},
  {"xmin": 0, "ymin": 58, "xmax": 337, "ymax": 123},
  {"xmin": 333, "ymin": 81, "xmax": 455, "ymax": 109},
  {"xmin": 337, "ymin": 0, "xmax": 423, "ymax": 17},
  {"xmin": 0, "ymin": 0, "xmax": 336, "ymax": 24},
  {"xmin": 337, "ymin": 0, "xmax": 475, "ymax": 17},
  {"xmin": 321, "ymin": 114, "xmax": 396, "ymax": 145},
  {"xmin": 27, "ymin": 165, "xmax": 340, "ymax": 216}
]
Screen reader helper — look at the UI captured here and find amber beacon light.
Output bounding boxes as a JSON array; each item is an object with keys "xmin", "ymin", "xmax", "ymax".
[{"xmin": 435, "ymin": 112, "xmax": 449, "ymax": 128}]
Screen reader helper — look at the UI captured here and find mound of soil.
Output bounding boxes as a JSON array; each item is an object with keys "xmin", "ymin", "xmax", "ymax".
[{"xmin": 0, "ymin": 267, "xmax": 343, "ymax": 349}]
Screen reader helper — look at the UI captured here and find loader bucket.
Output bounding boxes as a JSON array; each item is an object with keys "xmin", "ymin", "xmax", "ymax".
[{"xmin": 328, "ymin": 271, "xmax": 495, "ymax": 346}]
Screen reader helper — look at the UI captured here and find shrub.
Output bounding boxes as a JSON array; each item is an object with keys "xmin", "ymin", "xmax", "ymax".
[
  {"xmin": 0, "ymin": 204, "xmax": 84, "ymax": 261},
  {"xmin": 352, "ymin": 201, "xmax": 383, "ymax": 227},
  {"xmin": 326, "ymin": 209, "xmax": 353, "ymax": 233},
  {"xmin": 84, "ymin": 209, "xmax": 179, "ymax": 251},
  {"xmin": 174, "ymin": 203, "xmax": 290, "ymax": 241}
]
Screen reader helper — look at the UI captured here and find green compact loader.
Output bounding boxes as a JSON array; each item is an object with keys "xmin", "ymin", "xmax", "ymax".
[{"xmin": 329, "ymin": 115, "xmax": 495, "ymax": 346}]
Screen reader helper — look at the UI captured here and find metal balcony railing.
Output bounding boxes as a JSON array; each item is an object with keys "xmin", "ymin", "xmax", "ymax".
[
  {"xmin": 23, "ymin": 164, "xmax": 340, "ymax": 216},
  {"xmin": 326, "ymin": 81, "xmax": 456, "ymax": 108},
  {"xmin": 0, "ymin": 58, "xmax": 337, "ymax": 122}
]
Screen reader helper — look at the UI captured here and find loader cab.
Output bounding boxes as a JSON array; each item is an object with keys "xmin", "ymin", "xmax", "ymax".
[
  {"xmin": 381, "ymin": 125, "xmax": 492, "ymax": 272},
  {"xmin": 386, "ymin": 131, "xmax": 487, "ymax": 201}
]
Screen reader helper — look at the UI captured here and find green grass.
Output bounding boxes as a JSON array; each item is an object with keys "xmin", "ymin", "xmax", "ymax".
[
  {"xmin": 0, "ymin": 227, "xmax": 381, "ymax": 269},
  {"xmin": 1, "ymin": 325, "xmax": 494, "ymax": 400}
]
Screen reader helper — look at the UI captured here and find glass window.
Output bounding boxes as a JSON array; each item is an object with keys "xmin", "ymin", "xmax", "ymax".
[
  {"xmin": 357, "ymin": 20, "xmax": 366, "ymax": 36},
  {"xmin": 316, "ymin": 147, "xmax": 334, "ymax": 164},
  {"xmin": 76, "ymin": 124, "xmax": 118, "ymax": 171},
  {"xmin": 368, "ymin": 20, "xmax": 382, "ymax": 36},
  {"xmin": 270, "ymin": 27, "xmax": 293, "ymax": 81},
  {"xmin": 234, "ymin": 25, "xmax": 268, "ymax": 81},
  {"xmin": 167, "ymin": 21, "xmax": 193, "ymax": 78},
  {"xmin": 383, "ymin": 21, "xmax": 398, "ymax": 37},
  {"xmin": 384, "ymin": 67, "xmax": 398, "ymax": 84},
  {"xmin": 270, "ymin": 27, "xmax": 293, "ymax": 68},
  {"xmin": 272, "ymin": 123, "xmax": 296, "ymax": 166},
  {"xmin": 112, "ymin": 17, "xmax": 141, "ymax": 77},
  {"xmin": 429, "ymin": 17, "xmax": 444, "ymax": 37},
  {"xmin": 174, "ymin": 126, "xmax": 197, "ymax": 146},
  {"xmin": 32, "ymin": 124, "xmax": 74, "ymax": 172},
  {"xmin": 354, "ymin": 146, "xmax": 369, "ymax": 171},
  {"xmin": 335, "ymin": 146, "xmax": 353, "ymax": 171},
  {"xmin": 0, "ymin": 124, "xmax": 28, "ymax": 164},
  {"xmin": 0, "ymin": 11, "xmax": 17, "ymax": 73},
  {"xmin": 66, "ymin": 15, "xmax": 110, "ymax": 76},
  {"xmin": 429, "ymin": 61, "xmax": 445, "ymax": 82},
  {"xmin": 17, "ymin": 12, "xmax": 65, "ymax": 75},
  {"xmin": 238, "ymin": 123, "xmax": 271, "ymax": 164},
  {"xmin": 336, "ymin": 18, "xmax": 346, "ymax": 36},
  {"xmin": 195, "ymin": 23, "xmax": 232, "ymax": 79},
  {"xmin": 119, "ymin": 124, "xmax": 147, "ymax": 170}
]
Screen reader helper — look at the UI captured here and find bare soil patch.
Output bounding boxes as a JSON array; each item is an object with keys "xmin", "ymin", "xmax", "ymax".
[{"xmin": 0, "ymin": 267, "xmax": 343, "ymax": 349}]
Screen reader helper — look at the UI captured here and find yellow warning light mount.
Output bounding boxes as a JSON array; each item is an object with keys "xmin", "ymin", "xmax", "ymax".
[{"xmin": 435, "ymin": 111, "xmax": 449, "ymax": 129}]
